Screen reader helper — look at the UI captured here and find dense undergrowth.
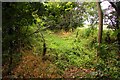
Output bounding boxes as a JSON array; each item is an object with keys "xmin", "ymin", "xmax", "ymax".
[{"xmin": 2, "ymin": 27, "xmax": 120, "ymax": 79}]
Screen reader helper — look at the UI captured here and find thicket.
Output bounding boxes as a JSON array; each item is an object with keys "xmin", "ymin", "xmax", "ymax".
[{"xmin": 2, "ymin": 2, "xmax": 120, "ymax": 79}]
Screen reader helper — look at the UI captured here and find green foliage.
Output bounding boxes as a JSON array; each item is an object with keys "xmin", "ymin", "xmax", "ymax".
[
  {"xmin": 41, "ymin": 28, "xmax": 119, "ymax": 78},
  {"xmin": 2, "ymin": 2, "xmax": 120, "ymax": 78},
  {"xmin": 3, "ymin": 3, "xmax": 45, "ymax": 45},
  {"xmin": 40, "ymin": 28, "xmax": 97, "ymax": 70},
  {"xmin": 38, "ymin": 2, "xmax": 88, "ymax": 31},
  {"xmin": 95, "ymin": 42, "xmax": 120, "ymax": 78}
]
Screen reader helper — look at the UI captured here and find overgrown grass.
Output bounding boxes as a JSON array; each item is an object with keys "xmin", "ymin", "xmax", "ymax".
[
  {"xmin": 2, "ymin": 27, "xmax": 120, "ymax": 78},
  {"xmin": 37, "ymin": 28, "xmax": 119, "ymax": 78}
]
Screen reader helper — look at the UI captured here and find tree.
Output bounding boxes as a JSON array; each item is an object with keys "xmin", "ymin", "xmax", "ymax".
[
  {"xmin": 2, "ymin": 2, "xmax": 45, "ymax": 75},
  {"xmin": 108, "ymin": 1, "xmax": 120, "ymax": 49},
  {"xmin": 81, "ymin": 2, "xmax": 98, "ymax": 27},
  {"xmin": 96, "ymin": 1, "xmax": 103, "ymax": 45},
  {"xmin": 40, "ymin": 2, "xmax": 86, "ymax": 31}
]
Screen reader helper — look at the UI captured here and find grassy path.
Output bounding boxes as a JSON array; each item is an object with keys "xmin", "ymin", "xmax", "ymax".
[
  {"xmin": 2, "ymin": 29, "xmax": 120, "ymax": 78},
  {"xmin": 44, "ymin": 31, "xmax": 75, "ymax": 51}
]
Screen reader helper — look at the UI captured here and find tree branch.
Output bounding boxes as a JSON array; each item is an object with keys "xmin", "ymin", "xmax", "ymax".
[
  {"xmin": 109, "ymin": 2, "xmax": 117, "ymax": 11},
  {"xmin": 108, "ymin": 1, "xmax": 120, "ymax": 16},
  {"xmin": 106, "ymin": 15, "xmax": 116, "ymax": 28},
  {"xmin": 28, "ymin": 28, "xmax": 40, "ymax": 36},
  {"xmin": 27, "ymin": 24, "xmax": 41, "ymax": 36}
]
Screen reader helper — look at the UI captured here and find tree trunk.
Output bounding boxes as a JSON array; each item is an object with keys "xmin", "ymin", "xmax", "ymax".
[
  {"xmin": 7, "ymin": 41, "xmax": 13, "ymax": 75},
  {"xmin": 116, "ymin": 15, "xmax": 120, "ymax": 49},
  {"xmin": 97, "ymin": 1, "xmax": 103, "ymax": 45},
  {"xmin": 43, "ymin": 41, "xmax": 46, "ymax": 57},
  {"xmin": 109, "ymin": 2, "xmax": 120, "ymax": 50},
  {"xmin": 96, "ymin": 1, "xmax": 103, "ymax": 58},
  {"xmin": 40, "ymin": 32, "xmax": 47, "ymax": 61}
]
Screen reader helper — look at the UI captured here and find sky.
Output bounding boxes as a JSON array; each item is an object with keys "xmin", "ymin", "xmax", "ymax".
[
  {"xmin": 101, "ymin": 1, "xmax": 111, "ymax": 10},
  {"xmin": 84, "ymin": 1, "xmax": 114, "ymax": 25}
]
